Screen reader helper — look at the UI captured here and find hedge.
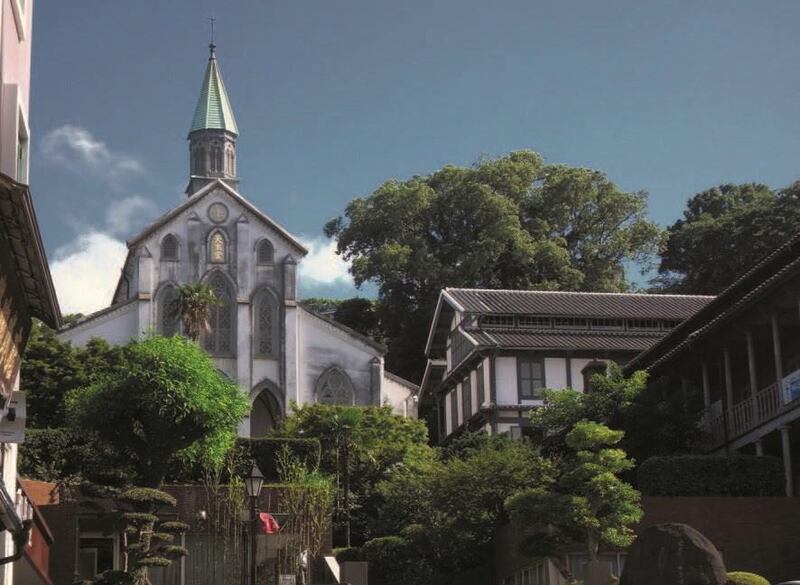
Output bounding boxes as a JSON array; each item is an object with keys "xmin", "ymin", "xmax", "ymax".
[
  {"xmin": 19, "ymin": 428, "xmax": 86, "ymax": 481},
  {"xmin": 727, "ymin": 572, "xmax": 770, "ymax": 585},
  {"xmin": 637, "ymin": 455, "xmax": 784, "ymax": 496},
  {"xmin": 234, "ymin": 437, "xmax": 321, "ymax": 480}
]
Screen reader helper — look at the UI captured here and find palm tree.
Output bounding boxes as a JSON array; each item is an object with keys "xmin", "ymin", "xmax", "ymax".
[{"xmin": 170, "ymin": 283, "xmax": 221, "ymax": 341}]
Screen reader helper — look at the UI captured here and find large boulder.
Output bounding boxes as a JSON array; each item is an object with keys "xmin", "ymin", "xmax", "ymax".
[{"xmin": 620, "ymin": 523, "xmax": 728, "ymax": 585}]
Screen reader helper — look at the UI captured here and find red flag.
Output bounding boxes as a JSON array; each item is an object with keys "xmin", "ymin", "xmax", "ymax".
[{"xmin": 259, "ymin": 512, "xmax": 281, "ymax": 534}]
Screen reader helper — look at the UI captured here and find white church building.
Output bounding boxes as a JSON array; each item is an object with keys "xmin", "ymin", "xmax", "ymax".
[{"xmin": 59, "ymin": 44, "xmax": 418, "ymax": 436}]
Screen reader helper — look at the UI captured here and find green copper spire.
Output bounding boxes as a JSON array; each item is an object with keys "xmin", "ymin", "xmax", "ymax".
[{"xmin": 190, "ymin": 44, "xmax": 239, "ymax": 136}]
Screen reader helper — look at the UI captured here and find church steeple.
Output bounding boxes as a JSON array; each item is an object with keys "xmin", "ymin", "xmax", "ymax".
[{"xmin": 187, "ymin": 43, "xmax": 239, "ymax": 196}]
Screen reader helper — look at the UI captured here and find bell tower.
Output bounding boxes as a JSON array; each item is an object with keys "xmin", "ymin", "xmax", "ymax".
[{"xmin": 187, "ymin": 43, "xmax": 239, "ymax": 196}]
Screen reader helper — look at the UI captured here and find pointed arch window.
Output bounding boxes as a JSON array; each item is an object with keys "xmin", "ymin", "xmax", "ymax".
[
  {"xmin": 161, "ymin": 234, "xmax": 179, "ymax": 261},
  {"xmin": 158, "ymin": 284, "xmax": 179, "ymax": 337},
  {"xmin": 203, "ymin": 272, "xmax": 235, "ymax": 356},
  {"xmin": 257, "ymin": 239, "xmax": 274, "ymax": 266},
  {"xmin": 209, "ymin": 230, "xmax": 227, "ymax": 263},
  {"xmin": 253, "ymin": 290, "xmax": 277, "ymax": 357},
  {"xmin": 315, "ymin": 367, "xmax": 355, "ymax": 405}
]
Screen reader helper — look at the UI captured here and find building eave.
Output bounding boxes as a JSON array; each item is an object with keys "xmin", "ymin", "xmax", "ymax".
[
  {"xmin": 0, "ymin": 174, "xmax": 61, "ymax": 328},
  {"xmin": 298, "ymin": 304, "xmax": 386, "ymax": 354}
]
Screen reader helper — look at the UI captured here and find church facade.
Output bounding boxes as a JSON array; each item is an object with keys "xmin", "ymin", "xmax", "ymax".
[{"xmin": 59, "ymin": 45, "xmax": 417, "ymax": 436}]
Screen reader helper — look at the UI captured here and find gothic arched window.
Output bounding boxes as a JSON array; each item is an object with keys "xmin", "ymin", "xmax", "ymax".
[
  {"xmin": 256, "ymin": 239, "xmax": 274, "ymax": 265},
  {"xmin": 253, "ymin": 290, "xmax": 277, "ymax": 357},
  {"xmin": 315, "ymin": 367, "xmax": 355, "ymax": 405},
  {"xmin": 161, "ymin": 234, "xmax": 178, "ymax": 261},
  {"xmin": 209, "ymin": 231, "xmax": 227, "ymax": 263},
  {"xmin": 158, "ymin": 284, "xmax": 179, "ymax": 337},
  {"xmin": 203, "ymin": 272, "xmax": 235, "ymax": 356}
]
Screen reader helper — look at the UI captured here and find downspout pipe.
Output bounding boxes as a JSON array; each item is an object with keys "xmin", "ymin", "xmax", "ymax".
[{"xmin": 0, "ymin": 520, "xmax": 33, "ymax": 566}]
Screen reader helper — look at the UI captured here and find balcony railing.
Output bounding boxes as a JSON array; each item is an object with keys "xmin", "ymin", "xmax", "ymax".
[{"xmin": 703, "ymin": 379, "xmax": 798, "ymax": 449}]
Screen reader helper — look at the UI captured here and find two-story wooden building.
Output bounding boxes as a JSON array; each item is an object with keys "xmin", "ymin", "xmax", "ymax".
[
  {"xmin": 626, "ymin": 230, "xmax": 800, "ymax": 497},
  {"xmin": 420, "ymin": 288, "xmax": 712, "ymax": 443}
]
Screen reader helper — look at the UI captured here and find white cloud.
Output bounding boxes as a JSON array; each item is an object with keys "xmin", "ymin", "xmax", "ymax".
[
  {"xmin": 41, "ymin": 125, "xmax": 145, "ymax": 182},
  {"xmin": 105, "ymin": 195, "xmax": 158, "ymax": 236},
  {"xmin": 298, "ymin": 236, "xmax": 353, "ymax": 285},
  {"xmin": 50, "ymin": 231, "xmax": 128, "ymax": 315}
]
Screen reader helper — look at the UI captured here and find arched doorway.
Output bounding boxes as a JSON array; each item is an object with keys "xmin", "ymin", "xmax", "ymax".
[{"xmin": 250, "ymin": 382, "xmax": 284, "ymax": 438}]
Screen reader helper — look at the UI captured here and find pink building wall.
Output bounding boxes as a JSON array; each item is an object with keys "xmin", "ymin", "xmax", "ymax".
[{"xmin": 0, "ymin": 0, "xmax": 33, "ymax": 181}]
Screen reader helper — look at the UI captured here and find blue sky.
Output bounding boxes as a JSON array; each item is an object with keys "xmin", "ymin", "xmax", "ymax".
[{"xmin": 29, "ymin": 1, "xmax": 800, "ymax": 313}]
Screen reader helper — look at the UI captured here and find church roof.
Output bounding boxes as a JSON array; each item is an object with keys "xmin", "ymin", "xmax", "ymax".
[
  {"xmin": 190, "ymin": 45, "xmax": 238, "ymax": 136},
  {"xmin": 127, "ymin": 179, "xmax": 308, "ymax": 255}
]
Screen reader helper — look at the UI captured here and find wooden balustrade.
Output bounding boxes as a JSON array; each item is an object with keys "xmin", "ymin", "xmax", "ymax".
[{"xmin": 703, "ymin": 380, "xmax": 791, "ymax": 449}]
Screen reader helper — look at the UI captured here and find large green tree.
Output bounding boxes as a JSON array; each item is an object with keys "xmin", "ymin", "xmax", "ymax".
[
  {"xmin": 656, "ymin": 181, "xmax": 800, "ymax": 293},
  {"xmin": 326, "ymin": 151, "xmax": 662, "ymax": 380},
  {"xmin": 67, "ymin": 335, "xmax": 249, "ymax": 487}
]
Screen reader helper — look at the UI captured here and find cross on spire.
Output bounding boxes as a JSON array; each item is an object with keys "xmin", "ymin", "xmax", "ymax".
[{"xmin": 208, "ymin": 16, "xmax": 216, "ymax": 57}]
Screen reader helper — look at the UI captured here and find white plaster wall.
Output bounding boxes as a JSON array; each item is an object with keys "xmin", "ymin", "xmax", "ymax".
[
  {"xmin": 570, "ymin": 358, "xmax": 595, "ymax": 393},
  {"xmin": 57, "ymin": 186, "xmax": 393, "ymax": 438},
  {"xmin": 496, "ymin": 422, "xmax": 515, "ymax": 435},
  {"xmin": 545, "ymin": 357, "xmax": 568, "ymax": 390},
  {"xmin": 445, "ymin": 390, "xmax": 453, "ymax": 434},
  {"xmin": 298, "ymin": 309, "xmax": 381, "ymax": 406},
  {"xmin": 495, "ymin": 357, "xmax": 518, "ymax": 405},
  {"xmin": 456, "ymin": 382, "xmax": 463, "ymax": 426},
  {"xmin": 59, "ymin": 301, "xmax": 139, "ymax": 347},
  {"xmin": 470, "ymin": 370, "xmax": 478, "ymax": 416},
  {"xmin": 382, "ymin": 375, "xmax": 417, "ymax": 418}
]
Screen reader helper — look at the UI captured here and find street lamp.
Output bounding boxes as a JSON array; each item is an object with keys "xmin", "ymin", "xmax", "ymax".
[{"xmin": 245, "ymin": 465, "xmax": 264, "ymax": 585}]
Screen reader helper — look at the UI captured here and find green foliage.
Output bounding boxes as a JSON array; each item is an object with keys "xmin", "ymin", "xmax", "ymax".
[
  {"xmin": 276, "ymin": 451, "xmax": 335, "ymax": 580},
  {"xmin": 274, "ymin": 403, "xmax": 433, "ymax": 545},
  {"xmin": 529, "ymin": 365, "xmax": 646, "ymax": 453},
  {"xmin": 506, "ymin": 422, "xmax": 642, "ymax": 562},
  {"xmin": 377, "ymin": 435, "xmax": 553, "ymax": 576},
  {"xmin": 21, "ymin": 320, "xmax": 126, "ymax": 428},
  {"xmin": 118, "ymin": 488, "xmax": 177, "ymax": 509},
  {"xmin": 170, "ymin": 282, "xmax": 221, "ymax": 340},
  {"xmin": 332, "ymin": 547, "xmax": 363, "ymax": 562},
  {"xmin": 656, "ymin": 181, "xmax": 800, "ymax": 293},
  {"xmin": 529, "ymin": 367, "xmax": 702, "ymax": 463},
  {"xmin": 727, "ymin": 572, "xmax": 771, "ymax": 585},
  {"xmin": 326, "ymin": 151, "xmax": 663, "ymax": 380},
  {"xmin": 637, "ymin": 455, "xmax": 784, "ymax": 496},
  {"xmin": 333, "ymin": 298, "xmax": 383, "ymax": 340},
  {"xmin": 299, "ymin": 297, "xmax": 343, "ymax": 313},
  {"xmin": 67, "ymin": 336, "xmax": 249, "ymax": 486},
  {"xmin": 158, "ymin": 521, "xmax": 191, "ymax": 534},
  {"xmin": 236, "ymin": 437, "xmax": 322, "ymax": 481},
  {"xmin": 121, "ymin": 513, "xmax": 159, "ymax": 526},
  {"xmin": 19, "ymin": 427, "xmax": 137, "ymax": 487},
  {"xmin": 361, "ymin": 535, "xmax": 434, "ymax": 585}
]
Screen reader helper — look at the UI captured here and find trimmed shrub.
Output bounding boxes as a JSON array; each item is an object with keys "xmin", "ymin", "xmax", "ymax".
[
  {"xmin": 236, "ymin": 437, "xmax": 322, "ymax": 480},
  {"xmin": 333, "ymin": 547, "xmax": 363, "ymax": 562},
  {"xmin": 727, "ymin": 571, "xmax": 770, "ymax": 585},
  {"xmin": 637, "ymin": 455, "xmax": 784, "ymax": 496}
]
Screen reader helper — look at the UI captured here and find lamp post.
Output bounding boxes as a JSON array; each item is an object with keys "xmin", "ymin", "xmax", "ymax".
[{"xmin": 245, "ymin": 465, "xmax": 264, "ymax": 585}]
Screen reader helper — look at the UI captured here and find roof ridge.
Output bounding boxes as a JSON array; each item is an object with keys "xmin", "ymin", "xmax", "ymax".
[{"xmin": 445, "ymin": 287, "xmax": 715, "ymax": 299}]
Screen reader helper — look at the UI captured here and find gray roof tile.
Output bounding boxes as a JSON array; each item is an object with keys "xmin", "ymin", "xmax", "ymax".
[{"xmin": 445, "ymin": 288, "xmax": 712, "ymax": 319}]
